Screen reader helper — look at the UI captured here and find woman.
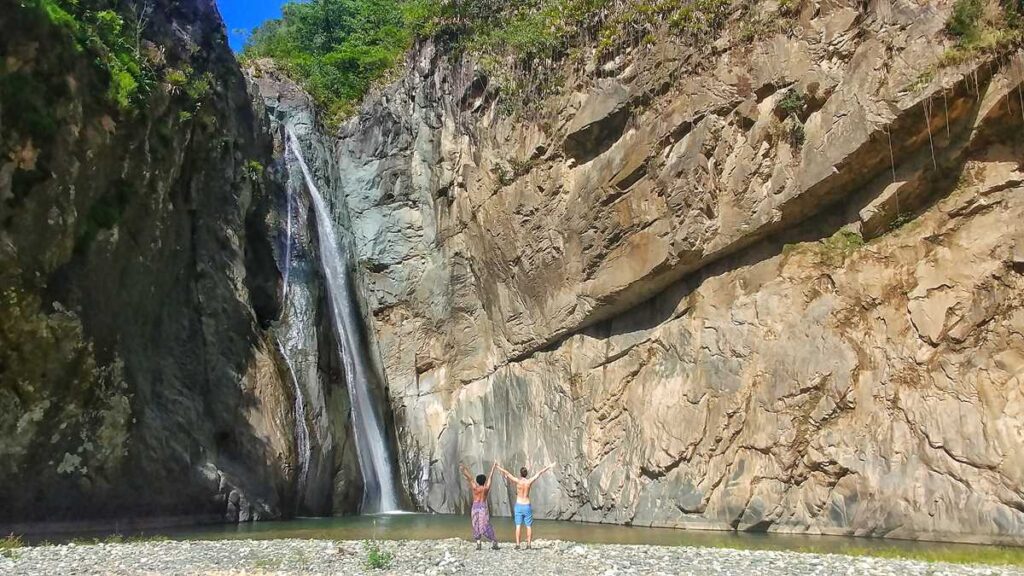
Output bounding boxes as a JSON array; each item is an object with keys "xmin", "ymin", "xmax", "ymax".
[{"xmin": 459, "ymin": 462, "xmax": 499, "ymax": 550}]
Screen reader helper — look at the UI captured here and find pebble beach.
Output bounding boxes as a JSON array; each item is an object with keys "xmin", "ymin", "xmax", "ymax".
[{"xmin": 3, "ymin": 538, "xmax": 1024, "ymax": 576}]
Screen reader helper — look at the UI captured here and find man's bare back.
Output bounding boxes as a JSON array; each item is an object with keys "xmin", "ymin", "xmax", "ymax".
[
  {"xmin": 511, "ymin": 476, "xmax": 535, "ymax": 504},
  {"xmin": 497, "ymin": 463, "xmax": 554, "ymax": 503}
]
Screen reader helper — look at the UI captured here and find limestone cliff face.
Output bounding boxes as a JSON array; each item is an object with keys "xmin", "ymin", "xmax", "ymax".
[
  {"xmin": 0, "ymin": 1, "xmax": 299, "ymax": 524},
  {"xmin": 322, "ymin": 0, "xmax": 1024, "ymax": 543}
]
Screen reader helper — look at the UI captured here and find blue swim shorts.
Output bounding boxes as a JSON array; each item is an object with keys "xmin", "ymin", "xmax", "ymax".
[{"xmin": 514, "ymin": 503, "xmax": 534, "ymax": 527}]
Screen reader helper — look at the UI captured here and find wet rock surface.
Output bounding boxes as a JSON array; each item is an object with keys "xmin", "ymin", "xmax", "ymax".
[{"xmin": 3, "ymin": 538, "xmax": 1022, "ymax": 576}]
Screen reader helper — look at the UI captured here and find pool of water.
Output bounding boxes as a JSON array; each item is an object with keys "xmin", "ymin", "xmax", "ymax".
[
  {"xmin": 119, "ymin": 513, "xmax": 1017, "ymax": 561},
  {"xmin": 25, "ymin": 513, "xmax": 1024, "ymax": 565}
]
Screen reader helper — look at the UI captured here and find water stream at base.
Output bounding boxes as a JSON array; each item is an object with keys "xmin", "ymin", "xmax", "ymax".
[{"xmin": 286, "ymin": 130, "xmax": 400, "ymax": 513}]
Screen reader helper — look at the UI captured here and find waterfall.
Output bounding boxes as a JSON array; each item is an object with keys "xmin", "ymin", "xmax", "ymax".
[
  {"xmin": 279, "ymin": 338, "xmax": 311, "ymax": 507},
  {"xmin": 278, "ymin": 182, "xmax": 311, "ymax": 511},
  {"xmin": 282, "ymin": 173, "xmax": 294, "ymax": 304},
  {"xmin": 286, "ymin": 131, "xmax": 400, "ymax": 513}
]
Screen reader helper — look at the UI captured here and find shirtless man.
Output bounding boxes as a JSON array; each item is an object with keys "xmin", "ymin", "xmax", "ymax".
[
  {"xmin": 496, "ymin": 462, "xmax": 555, "ymax": 549},
  {"xmin": 459, "ymin": 462, "xmax": 499, "ymax": 550}
]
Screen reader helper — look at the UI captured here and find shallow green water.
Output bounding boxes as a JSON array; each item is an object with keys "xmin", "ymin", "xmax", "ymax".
[
  {"xmin": 160, "ymin": 514, "xmax": 1024, "ymax": 565},
  {"xmin": 33, "ymin": 513, "xmax": 1024, "ymax": 566}
]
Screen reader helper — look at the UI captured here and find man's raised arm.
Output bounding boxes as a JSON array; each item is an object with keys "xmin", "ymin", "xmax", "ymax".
[
  {"xmin": 484, "ymin": 462, "xmax": 498, "ymax": 489},
  {"xmin": 495, "ymin": 464, "xmax": 517, "ymax": 482},
  {"xmin": 528, "ymin": 462, "xmax": 556, "ymax": 484},
  {"xmin": 458, "ymin": 463, "xmax": 473, "ymax": 484}
]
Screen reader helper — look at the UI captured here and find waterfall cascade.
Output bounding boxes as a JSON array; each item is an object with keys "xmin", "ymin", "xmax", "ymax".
[
  {"xmin": 278, "ymin": 182, "xmax": 312, "ymax": 511},
  {"xmin": 282, "ymin": 164, "xmax": 294, "ymax": 303},
  {"xmin": 279, "ymin": 339, "xmax": 311, "ymax": 505},
  {"xmin": 286, "ymin": 130, "xmax": 401, "ymax": 513}
]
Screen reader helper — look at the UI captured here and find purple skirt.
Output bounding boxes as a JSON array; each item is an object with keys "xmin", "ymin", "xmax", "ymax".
[{"xmin": 471, "ymin": 501, "xmax": 496, "ymax": 541}]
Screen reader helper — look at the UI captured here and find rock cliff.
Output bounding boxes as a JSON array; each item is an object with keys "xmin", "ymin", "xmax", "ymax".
[
  {"xmin": 4, "ymin": 0, "xmax": 1023, "ymax": 546},
  {"xmin": 298, "ymin": 0, "xmax": 1024, "ymax": 544},
  {"xmin": 0, "ymin": 0, "xmax": 299, "ymax": 524}
]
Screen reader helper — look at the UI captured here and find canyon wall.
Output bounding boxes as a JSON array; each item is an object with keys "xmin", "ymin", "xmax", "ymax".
[
  {"xmin": 0, "ymin": 0, "xmax": 303, "ymax": 524},
  {"xmin": 323, "ymin": 0, "xmax": 1024, "ymax": 543},
  {"xmin": 4, "ymin": 0, "xmax": 1022, "ymax": 545}
]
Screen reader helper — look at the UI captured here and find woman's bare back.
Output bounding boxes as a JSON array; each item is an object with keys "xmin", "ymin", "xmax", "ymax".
[{"xmin": 471, "ymin": 483, "xmax": 489, "ymax": 503}]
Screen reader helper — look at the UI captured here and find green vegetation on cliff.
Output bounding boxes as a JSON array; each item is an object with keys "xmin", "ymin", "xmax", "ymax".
[
  {"xmin": 16, "ymin": 0, "xmax": 220, "ymax": 117},
  {"xmin": 242, "ymin": 0, "xmax": 734, "ymax": 122},
  {"xmin": 22, "ymin": 0, "xmax": 153, "ymax": 110},
  {"xmin": 243, "ymin": 0, "xmax": 415, "ymax": 121},
  {"xmin": 245, "ymin": 0, "xmax": 1023, "ymax": 122},
  {"xmin": 941, "ymin": 0, "xmax": 1023, "ymax": 65}
]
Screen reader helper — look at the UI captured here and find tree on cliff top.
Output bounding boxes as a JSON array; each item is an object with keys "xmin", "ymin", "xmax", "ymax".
[
  {"xmin": 242, "ymin": 0, "xmax": 620, "ymax": 122},
  {"xmin": 242, "ymin": 0, "xmax": 414, "ymax": 122}
]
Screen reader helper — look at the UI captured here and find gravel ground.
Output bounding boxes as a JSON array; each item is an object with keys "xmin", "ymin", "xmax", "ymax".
[{"xmin": 2, "ymin": 538, "xmax": 1023, "ymax": 576}]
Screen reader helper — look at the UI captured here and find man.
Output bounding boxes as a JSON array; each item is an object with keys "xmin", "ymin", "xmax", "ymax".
[
  {"xmin": 459, "ymin": 462, "xmax": 499, "ymax": 550},
  {"xmin": 496, "ymin": 462, "xmax": 555, "ymax": 549}
]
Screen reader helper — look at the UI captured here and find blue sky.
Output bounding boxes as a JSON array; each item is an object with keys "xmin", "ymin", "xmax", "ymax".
[{"xmin": 216, "ymin": 0, "xmax": 286, "ymax": 51}]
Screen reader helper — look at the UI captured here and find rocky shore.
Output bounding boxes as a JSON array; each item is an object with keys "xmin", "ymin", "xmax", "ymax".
[{"xmin": 3, "ymin": 538, "xmax": 1022, "ymax": 576}]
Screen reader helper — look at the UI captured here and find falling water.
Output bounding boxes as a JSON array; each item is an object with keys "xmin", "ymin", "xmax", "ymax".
[
  {"xmin": 279, "ymin": 338, "xmax": 311, "ymax": 506},
  {"xmin": 1017, "ymin": 53, "xmax": 1024, "ymax": 120},
  {"xmin": 942, "ymin": 83, "xmax": 951, "ymax": 139},
  {"xmin": 286, "ymin": 131, "xmax": 400, "ymax": 513},
  {"xmin": 282, "ymin": 176, "xmax": 294, "ymax": 304},
  {"xmin": 886, "ymin": 128, "xmax": 896, "ymax": 184},
  {"xmin": 923, "ymin": 98, "xmax": 937, "ymax": 170},
  {"xmin": 277, "ymin": 174, "xmax": 310, "ymax": 510}
]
